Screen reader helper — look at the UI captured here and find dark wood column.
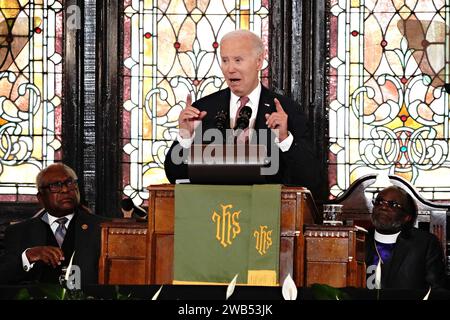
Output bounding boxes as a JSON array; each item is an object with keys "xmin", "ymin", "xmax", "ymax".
[
  {"xmin": 269, "ymin": 0, "xmax": 328, "ymax": 201},
  {"xmin": 95, "ymin": 0, "xmax": 122, "ymax": 217},
  {"xmin": 63, "ymin": 0, "xmax": 87, "ymax": 204},
  {"xmin": 63, "ymin": 0, "xmax": 101, "ymax": 213}
]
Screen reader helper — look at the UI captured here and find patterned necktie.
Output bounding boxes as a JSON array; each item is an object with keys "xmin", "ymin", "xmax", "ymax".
[
  {"xmin": 235, "ymin": 96, "xmax": 250, "ymax": 143},
  {"xmin": 54, "ymin": 217, "xmax": 68, "ymax": 247}
]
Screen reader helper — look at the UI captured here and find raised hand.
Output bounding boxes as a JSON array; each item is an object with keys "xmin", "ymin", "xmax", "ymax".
[
  {"xmin": 178, "ymin": 94, "xmax": 207, "ymax": 138},
  {"xmin": 26, "ymin": 246, "xmax": 65, "ymax": 268},
  {"xmin": 265, "ymin": 98, "xmax": 288, "ymax": 141}
]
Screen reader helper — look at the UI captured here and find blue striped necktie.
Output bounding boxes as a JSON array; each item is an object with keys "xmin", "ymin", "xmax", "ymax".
[{"xmin": 54, "ymin": 217, "xmax": 68, "ymax": 247}]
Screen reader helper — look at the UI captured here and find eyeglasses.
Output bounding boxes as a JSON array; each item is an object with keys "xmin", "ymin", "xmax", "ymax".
[
  {"xmin": 372, "ymin": 198, "xmax": 403, "ymax": 209},
  {"xmin": 40, "ymin": 178, "xmax": 78, "ymax": 193}
]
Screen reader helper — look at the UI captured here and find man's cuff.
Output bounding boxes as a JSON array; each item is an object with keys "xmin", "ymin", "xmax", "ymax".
[
  {"xmin": 176, "ymin": 133, "xmax": 194, "ymax": 149},
  {"xmin": 21, "ymin": 249, "xmax": 34, "ymax": 272},
  {"xmin": 274, "ymin": 131, "xmax": 293, "ymax": 152}
]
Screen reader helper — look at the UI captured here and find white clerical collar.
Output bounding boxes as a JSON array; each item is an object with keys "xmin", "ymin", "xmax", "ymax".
[{"xmin": 374, "ymin": 230, "xmax": 400, "ymax": 244}]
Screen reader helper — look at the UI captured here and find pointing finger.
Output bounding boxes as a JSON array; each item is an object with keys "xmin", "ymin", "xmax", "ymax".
[
  {"xmin": 186, "ymin": 94, "xmax": 192, "ymax": 108},
  {"xmin": 274, "ymin": 98, "xmax": 284, "ymax": 113},
  {"xmin": 198, "ymin": 111, "xmax": 207, "ymax": 120}
]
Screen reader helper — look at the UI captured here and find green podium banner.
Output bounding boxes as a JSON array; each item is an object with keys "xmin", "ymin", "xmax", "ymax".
[{"xmin": 173, "ymin": 184, "xmax": 281, "ymax": 286}]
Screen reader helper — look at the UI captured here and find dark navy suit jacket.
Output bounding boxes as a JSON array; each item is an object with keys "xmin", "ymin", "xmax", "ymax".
[
  {"xmin": 0, "ymin": 208, "xmax": 107, "ymax": 286},
  {"xmin": 164, "ymin": 86, "xmax": 318, "ymax": 193}
]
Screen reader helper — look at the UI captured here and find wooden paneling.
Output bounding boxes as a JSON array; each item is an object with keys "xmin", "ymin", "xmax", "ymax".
[
  {"xmin": 306, "ymin": 237, "xmax": 349, "ymax": 262},
  {"xmin": 154, "ymin": 234, "xmax": 174, "ymax": 284},
  {"xmin": 146, "ymin": 185, "xmax": 320, "ymax": 286},
  {"xmin": 99, "ymin": 185, "xmax": 324, "ymax": 286},
  {"xmin": 99, "ymin": 186, "xmax": 371, "ymax": 288},
  {"xmin": 106, "ymin": 233, "xmax": 146, "ymax": 257},
  {"xmin": 98, "ymin": 220, "xmax": 147, "ymax": 284},
  {"xmin": 306, "ymin": 262, "xmax": 347, "ymax": 287},
  {"xmin": 106, "ymin": 259, "xmax": 146, "ymax": 284},
  {"xmin": 304, "ymin": 225, "xmax": 366, "ymax": 288}
]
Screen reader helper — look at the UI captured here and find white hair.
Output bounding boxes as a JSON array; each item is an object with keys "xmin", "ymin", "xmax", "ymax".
[
  {"xmin": 36, "ymin": 163, "xmax": 78, "ymax": 188},
  {"xmin": 220, "ymin": 29, "xmax": 265, "ymax": 56}
]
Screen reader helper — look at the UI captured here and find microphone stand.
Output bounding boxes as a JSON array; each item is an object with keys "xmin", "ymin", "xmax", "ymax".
[
  {"xmin": 233, "ymin": 106, "xmax": 252, "ymax": 144},
  {"xmin": 214, "ymin": 110, "xmax": 227, "ymax": 144}
]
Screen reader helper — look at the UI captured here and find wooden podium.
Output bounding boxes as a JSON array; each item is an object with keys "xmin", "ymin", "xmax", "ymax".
[
  {"xmin": 146, "ymin": 184, "xmax": 320, "ymax": 286},
  {"xmin": 98, "ymin": 184, "xmax": 320, "ymax": 285}
]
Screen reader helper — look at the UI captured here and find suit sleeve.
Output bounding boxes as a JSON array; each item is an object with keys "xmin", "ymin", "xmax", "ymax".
[
  {"xmin": 164, "ymin": 140, "xmax": 189, "ymax": 183},
  {"xmin": 164, "ymin": 100, "xmax": 211, "ymax": 183},
  {"xmin": 424, "ymin": 234, "xmax": 447, "ymax": 289},
  {"xmin": 0, "ymin": 224, "xmax": 27, "ymax": 284},
  {"xmin": 278, "ymin": 97, "xmax": 319, "ymax": 195}
]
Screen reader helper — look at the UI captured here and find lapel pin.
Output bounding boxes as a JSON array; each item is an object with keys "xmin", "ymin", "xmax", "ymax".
[
  {"xmin": 264, "ymin": 103, "xmax": 271, "ymax": 108},
  {"xmin": 81, "ymin": 224, "xmax": 88, "ymax": 230}
]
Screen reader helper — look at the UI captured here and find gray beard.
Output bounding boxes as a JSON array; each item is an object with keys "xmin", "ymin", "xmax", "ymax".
[{"xmin": 371, "ymin": 216, "xmax": 403, "ymax": 234}]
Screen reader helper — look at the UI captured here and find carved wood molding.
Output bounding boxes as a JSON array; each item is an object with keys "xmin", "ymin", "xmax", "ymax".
[
  {"xmin": 305, "ymin": 230, "xmax": 349, "ymax": 238},
  {"xmin": 154, "ymin": 191, "xmax": 174, "ymax": 198},
  {"xmin": 109, "ymin": 228, "xmax": 147, "ymax": 235},
  {"xmin": 282, "ymin": 193, "xmax": 297, "ymax": 199}
]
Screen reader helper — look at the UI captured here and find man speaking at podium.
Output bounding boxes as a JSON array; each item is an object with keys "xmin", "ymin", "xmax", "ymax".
[{"xmin": 164, "ymin": 29, "xmax": 317, "ymax": 192}]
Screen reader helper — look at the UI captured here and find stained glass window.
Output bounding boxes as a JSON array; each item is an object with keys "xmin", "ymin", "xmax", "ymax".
[
  {"xmin": 0, "ymin": 0, "xmax": 63, "ymax": 202},
  {"xmin": 122, "ymin": 0, "xmax": 270, "ymax": 204},
  {"xmin": 328, "ymin": 0, "xmax": 450, "ymax": 200}
]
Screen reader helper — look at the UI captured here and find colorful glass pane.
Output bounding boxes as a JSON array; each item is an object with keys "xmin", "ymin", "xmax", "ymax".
[
  {"xmin": 0, "ymin": 0, "xmax": 63, "ymax": 201},
  {"xmin": 122, "ymin": 0, "xmax": 270, "ymax": 204},
  {"xmin": 328, "ymin": 0, "xmax": 450, "ymax": 200}
]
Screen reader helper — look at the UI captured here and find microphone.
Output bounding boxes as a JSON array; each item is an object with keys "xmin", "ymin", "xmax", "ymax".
[
  {"xmin": 214, "ymin": 110, "xmax": 227, "ymax": 142},
  {"xmin": 445, "ymin": 83, "xmax": 450, "ymax": 94},
  {"xmin": 120, "ymin": 198, "xmax": 147, "ymax": 218},
  {"xmin": 234, "ymin": 106, "xmax": 252, "ymax": 130},
  {"xmin": 214, "ymin": 110, "xmax": 227, "ymax": 131}
]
